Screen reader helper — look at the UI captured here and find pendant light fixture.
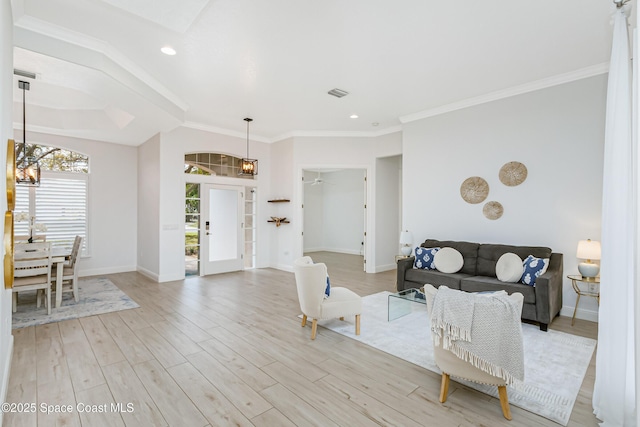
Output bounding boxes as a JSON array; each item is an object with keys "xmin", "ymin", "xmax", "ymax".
[
  {"xmin": 16, "ymin": 80, "xmax": 40, "ymax": 186},
  {"xmin": 239, "ymin": 117, "xmax": 258, "ymax": 176}
]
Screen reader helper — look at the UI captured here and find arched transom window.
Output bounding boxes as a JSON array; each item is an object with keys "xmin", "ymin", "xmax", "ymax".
[{"xmin": 185, "ymin": 153, "xmax": 254, "ymax": 180}]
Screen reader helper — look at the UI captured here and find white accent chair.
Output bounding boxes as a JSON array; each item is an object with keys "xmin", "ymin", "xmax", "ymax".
[
  {"xmin": 293, "ymin": 256, "xmax": 362, "ymax": 340},
  {"xmin": 424, "ymin": 284, "xmax": 524, "ymax": 420},
  {"xmin": 13, "ymin": 242, "xmax": 53, "ymax": 315},
  {"xmin": 54, "ymin": 235, "xmax": 83, "ymax": 302}
]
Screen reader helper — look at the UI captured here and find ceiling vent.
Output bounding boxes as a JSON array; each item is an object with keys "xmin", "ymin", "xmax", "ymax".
[
  {"xmin": 14, "ymin": 69, "xmax": 36, "ymax": 79},
  {"xmin": 328, "ymin": 88, "xmax": 349, "ymax": 98}
]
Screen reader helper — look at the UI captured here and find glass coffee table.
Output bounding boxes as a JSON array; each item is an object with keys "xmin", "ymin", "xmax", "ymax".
[{"xmin": 388, "ymin": 288, "xmax": 426, "ymax": 321}]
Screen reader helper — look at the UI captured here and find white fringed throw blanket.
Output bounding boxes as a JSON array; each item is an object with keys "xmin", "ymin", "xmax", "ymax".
[{"xmin": 430, "ymin": 286, "xmax": 525, "ymax": 385}]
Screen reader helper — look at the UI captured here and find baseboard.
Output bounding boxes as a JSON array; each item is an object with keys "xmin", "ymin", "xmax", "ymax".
[
  {"xmin": 137, "ymin": 266, "xmax": 160, "ymax": 282},
  {"xmin": 0, "ymin": 334, "xmax": 13, "ymax": 427},
  {"xmin": 374, "ymin": 263, "xmax": 396, "ymax": 273},
  {"xmin": 303, "ymin": 247, "xmax": 324, "ymax": 253},
  {"xmin": 272, "ymin": 264, "xmax": 294, "ymax": 273},
  {"xmin": 560, "ymin": 305, "xmax": 599, "ymax": 323},
  {"xmin": 157, "ymin": 273, "xmax": 185, "ymax": 283},
  {"xmin": 304, "ymin": 247, "xmax": 362, "ymax": 256},
  {"xmin": 79, "ymin": 265, "xmax": 137, "ymax": 277},
  {"xmin": 321, "ymin": 248, "xmax": 362, "ymax": 256}
]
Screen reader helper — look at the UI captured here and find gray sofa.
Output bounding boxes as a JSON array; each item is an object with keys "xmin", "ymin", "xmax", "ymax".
[{"xmin": 397, "ymin": 239, "xmax": 563, "ymax": 331}]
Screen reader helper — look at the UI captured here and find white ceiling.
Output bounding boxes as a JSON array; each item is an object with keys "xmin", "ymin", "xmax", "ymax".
[{"xmin": 11, "ymin": 0, "xmax": 621, "ymax": 145}]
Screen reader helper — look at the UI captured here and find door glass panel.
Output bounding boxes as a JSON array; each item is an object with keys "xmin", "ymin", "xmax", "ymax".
[
  {"xmin": 208, "ymin": 188, "xmax": 238, "ymax": 262},
  {"xmin": 185, "ymin": 183, "xmax": 200, "ymax": 276}
]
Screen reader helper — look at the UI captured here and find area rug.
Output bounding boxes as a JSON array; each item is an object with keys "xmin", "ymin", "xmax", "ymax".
[
  {"xmin": 12, "ymin": 277, "xmax": 139, "ymax": 329},
  {"xmin": 315, "ymin": 291, "xmax": 596, "ymax": 426}
]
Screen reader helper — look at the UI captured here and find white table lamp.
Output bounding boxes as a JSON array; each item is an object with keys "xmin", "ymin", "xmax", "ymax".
[
  {"xmin": 400, "ymin": 230, "xmax": 413, "ymax": 256},
  {"xmin": 576, "ymin": 239, "xmax": 601, "ymax": 278}
]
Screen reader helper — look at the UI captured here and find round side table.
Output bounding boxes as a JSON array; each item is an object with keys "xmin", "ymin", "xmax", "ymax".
[{"xmin": 567, "ymin": 274, "xmax": 600, "ymax": 326}]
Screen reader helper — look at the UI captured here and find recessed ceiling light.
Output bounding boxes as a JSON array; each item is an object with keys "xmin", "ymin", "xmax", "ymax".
[
  {"xmin": 161, "ymin": 46, "xmax": 177, "ymax": 55},
  {"xmin": 350, "ymin": 114, "xmax": 359, "ymax": 119},
  {"xmin": 372, "ymin": 122, "xmax": 379, "ymax": 126}
]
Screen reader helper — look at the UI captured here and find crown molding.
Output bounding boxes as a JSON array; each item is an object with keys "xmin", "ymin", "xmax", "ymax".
[
  {"xmin": 183, "ymin": 122, "xmax": 402, "ymax": 144},
  {"xmin": 400, "ymin": 63, "xmax": 609, "ymax": 124},
  {"xmin": 13, "ymin": 15, "xmax": 188, "ymax": 114},
  {"xmin": 182, "ymin": 121, "xmax": 271, "ymax": 143},
  {"xmin": 270, "ymin": 125, "xmax": 403, "ymax": 143}
]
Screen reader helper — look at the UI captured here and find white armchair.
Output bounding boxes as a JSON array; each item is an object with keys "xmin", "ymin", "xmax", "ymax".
[
  {"xmin": 293, "ymin": 256, "xmax": 362, "ymax": 340},
  {"xmin": 424, "ymin": 284, "xmax": 524, "ymax": 420}
]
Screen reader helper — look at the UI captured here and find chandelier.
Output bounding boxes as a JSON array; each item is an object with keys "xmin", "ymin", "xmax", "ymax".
[
  {"xmin": 16, "ymin": 80, "xmax": 40, "ymax": 186},
  {"xmin": 238, "ymin": 117, "xmax": 258, "ymax": 176}
]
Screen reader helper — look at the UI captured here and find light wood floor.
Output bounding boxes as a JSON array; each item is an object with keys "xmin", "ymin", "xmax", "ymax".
[{"xmin": 5, "ymin": 252, "xmax": 599, "ymax": 427}]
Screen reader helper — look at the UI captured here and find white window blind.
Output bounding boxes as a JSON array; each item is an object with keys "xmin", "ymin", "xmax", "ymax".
[{"xmin": 14, "ymin": 171, "xmax": 89, "ymax": 255}]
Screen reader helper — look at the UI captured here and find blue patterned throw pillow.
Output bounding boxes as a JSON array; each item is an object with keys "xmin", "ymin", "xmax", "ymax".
[
  {"xmin": 325, "ymin": 276, "xmax": 331, "ymax": 298},
  {"xmin": 520, "ymin": 255, "xmax": 550, "ymax": 286},
  {"xmin": 414, "ymin": 247, "xmax": 440, "ymax": 270}
]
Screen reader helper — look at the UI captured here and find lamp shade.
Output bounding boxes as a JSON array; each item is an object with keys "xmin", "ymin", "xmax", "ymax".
[
  {"xmin": 399, "ymin": 230, "xmax": 413, "ymax": 245},
  {"xmin": 576, "ymin": 239, "xmax": 601, "ymax": 260}
]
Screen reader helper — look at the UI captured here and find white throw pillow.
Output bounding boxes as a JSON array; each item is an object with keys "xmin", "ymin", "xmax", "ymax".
[
  {"xmin": 496, "ymin": 252, "xmax": 524, "ymax": 282},
  {"xmin": 433, "ymin": 247, "xmax": 464, "ymax": 273}
]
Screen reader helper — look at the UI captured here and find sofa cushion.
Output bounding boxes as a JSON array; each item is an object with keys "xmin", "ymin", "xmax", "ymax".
[
  {"xmin": 476, "ymin": 244, "xmax": 552, "ymax": 278},
  {"xmin": 405, "ymin": 268, "xmax": 469, "ymax": 290},
  {"xmin": 414, "ymin": 247, "xmax": 440, "ymax": 270},
  {"xmin": 520, "ymin": 255, "xmax": 550, "ymax": 286},
  {"xmin": 495, "ymin": 252, "xmax": 524, "ymax": 282},
  {"xmin": 433, "ymin": 247, "xmax": 464, "ymax": 273},
  {"xmin": 460, "ymin": 276, "xmax": 536, "ymax": 304},
  {"xmin": 421, "ymin": 239, "xmax": 480, "ymax": 275}
]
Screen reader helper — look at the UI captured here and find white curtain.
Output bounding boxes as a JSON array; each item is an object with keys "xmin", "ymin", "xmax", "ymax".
[{"xmin": 592, "ymin": 5, "xmax": 637, "ymax": 426}]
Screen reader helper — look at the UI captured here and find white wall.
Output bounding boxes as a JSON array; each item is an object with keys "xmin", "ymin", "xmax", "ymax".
[
  {"xmin": 0, "ymin": 0, "xmax": 13, "ymax": 416},
  {"xmin": 137, "ymin": 133, "xmax": 161, "ymax": 279},
  {"xmin": 403, "ymin": 75, "xmax": 607, "ymax": 322},
  {"xmin": 27, "ymin": 132, "xmax": 138, "ymax": 276},
  {"xmin": 375, "ymin": 155, "xmax": 402, "ymax": 272},
  {"xmin": 156, "ymin": 126, "xmax": 272, "ymax": 282},
  {"xmin": 269, "ymin": 138, "xmax": 295, "ymax": 270}
]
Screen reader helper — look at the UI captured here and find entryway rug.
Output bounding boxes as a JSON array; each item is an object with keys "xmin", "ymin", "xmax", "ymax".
[
  {"xmin": 315, "ymin": 291, "xmax": 596, "ymax": 426},
  {"xmin": 12, "ymin": 277, "xmax": 139, "ymax": 329}
]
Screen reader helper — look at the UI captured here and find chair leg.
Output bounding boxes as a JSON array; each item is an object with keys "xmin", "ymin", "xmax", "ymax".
[
  {"xmin": 311, "ymin": 319, "xmax": 318, "ymax": 340},
  {"xmin": 46, "ymin": 286, "xmax": 51, "ymax": 315},
  {"xmin": 439, "ymin": 373, "xmax": 450, "ymax": 403},
  {"xmin": 355, "ymin": 314, "xmax": 361, "ymax": 335},
  {"xmin": 36, "ymin": 290, "xmax": 42, "ymax": 308},
  {"xmin": 72, "ymin": 275, "xmax": 79, "ymax": 302},
  {"xmin": 498, "ymin": 385, "xmax": 512, "ymax": 420},
  {"xmin": 12, "ymin": 292, "xmax": 17, "ymax": 313},
  {"xmin": 301, "ymin": 314, "xmax": 307, "ymax": 327}
]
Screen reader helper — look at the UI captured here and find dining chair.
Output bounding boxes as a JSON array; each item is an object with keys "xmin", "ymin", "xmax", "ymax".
[
  {"xmin": 13, "ymin": 242, "xmax": 53, "ymax": 315},
  {"xmin": 55, "ymin": 235, "xmax": 83, "ymax": 302},
  {"xmin": 15, "ymin": 235, "xmax": 46, "ymax": 243}
]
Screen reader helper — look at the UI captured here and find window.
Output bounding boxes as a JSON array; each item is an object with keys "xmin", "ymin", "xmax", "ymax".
[
  {"xmin": 185, "ymin": 152, "xmax": 255, "ymax": 180},
  {"xmin": 14, "ymin": 143, "xmax": 89, "ymax": 255},
  {"xmin": 185, "ymin": 183, "xmax": 200, "ymax": 276}
]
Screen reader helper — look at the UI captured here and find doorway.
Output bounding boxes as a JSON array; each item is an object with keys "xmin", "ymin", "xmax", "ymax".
[
  {"xmin": 302, "ymin": 168, "xmax": 367, "ymax": 271},
  {"xmin": 201, "ymin": 184, "xmax": 245, "ymax": 275}
]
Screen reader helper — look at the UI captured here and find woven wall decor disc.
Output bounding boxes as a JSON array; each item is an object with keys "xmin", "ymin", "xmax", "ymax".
[
  {"xmin": 483, "ymin": 201, "xmax": 504, "ymax": 220},
  {"xmin": 460, "ymin": 176, "xmax": 489, "ymax": 204},
  {"xmin": 499, "ymin": 161, "xmax": 527, "ymax": 187}
]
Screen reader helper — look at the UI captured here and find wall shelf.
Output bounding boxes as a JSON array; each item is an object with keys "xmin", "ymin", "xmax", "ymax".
[
  {"xmin": 268, "ymin": 217, "xmax": 289, "ymax": 226},
  {"xmin": 268, "ymin": 199, "xmax": 290, "ymax": 203}
]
